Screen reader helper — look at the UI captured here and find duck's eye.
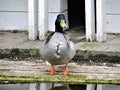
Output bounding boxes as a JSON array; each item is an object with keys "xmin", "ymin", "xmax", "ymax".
[{"xmin": 60, "ymin": 20, "xmax": 67, "ymax": 28}]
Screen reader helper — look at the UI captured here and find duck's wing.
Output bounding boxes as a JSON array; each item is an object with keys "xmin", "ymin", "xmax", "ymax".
[
  {"xmin": 62, "ymin": 33, "xmax": 76, "ymax": 59},
  {"xmin": 45, "ymin": 32, "xmax": 55, "ymax": 45},
  {"xmin": 62, "ymin": 33, "xmax": 71, "ymax": 48}
]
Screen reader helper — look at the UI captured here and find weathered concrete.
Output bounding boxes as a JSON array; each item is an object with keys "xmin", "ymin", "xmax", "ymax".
[
  {"xmin": 0, "ymin": 31, "xmax": 120, "ymax": 84},
  {"xmin": 0, "ymin": 31, "xmax": 120, "ymax": 62},
  {"xmin": 0, "ymin": 60, "xmax": 120, "ymax": 84},
  {"xmin": 0, "ymin": 32, "xmax": 28, "ymax": 49}
]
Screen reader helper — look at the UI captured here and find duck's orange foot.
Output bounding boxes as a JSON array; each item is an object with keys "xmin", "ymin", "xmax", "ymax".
[
  {"xmin": 46, "ymin": 64, "xmax": 57, "ymax": 75},
  {"xmin": 61, "ymin": 70, "xmax": 69, "ymax": 75},
  {"xmin": 61, "ymin": 64, "xmax": 69, "ymax": 75},
  {"xmin": 46, "ymin": 71, "xmax": 57, "ymax": 75}
]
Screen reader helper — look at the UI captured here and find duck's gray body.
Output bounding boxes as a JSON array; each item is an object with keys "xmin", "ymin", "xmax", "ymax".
[{"xmin": 40, "ymin": 32, "xmax": 76, "ymax": 65}]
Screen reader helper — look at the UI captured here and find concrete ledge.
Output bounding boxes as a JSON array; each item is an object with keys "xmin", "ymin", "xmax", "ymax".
[
  {"xmin": 0, "ymin": 42, "xmax": 120, "ymax": 65},
  {"xmin": 0, "ymin": 61, "xmax": 120, "ymax": 84},
  {"xmin": 0, "ymin": 73, "xmax": 120, "ymax": 84}
]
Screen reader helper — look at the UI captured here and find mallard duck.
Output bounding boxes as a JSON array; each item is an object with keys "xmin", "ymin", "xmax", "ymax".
[{"xmin": 40, "ymin": 14, "xmax": 76, "ymax": 75}]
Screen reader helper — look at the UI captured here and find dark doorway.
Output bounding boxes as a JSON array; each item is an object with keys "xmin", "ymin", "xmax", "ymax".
[{"xmin": 68, "ymin": 0, "xmax": 85, "ymax": 28}]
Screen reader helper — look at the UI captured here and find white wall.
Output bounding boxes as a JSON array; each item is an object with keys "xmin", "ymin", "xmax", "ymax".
[
  {"xmin": 0, "ymin": 0, "xmax": 68, "ymax": 32},
  {"xmin": 106, "ymin": 0, "xmax": 120, "ymax": 33},
  {"xmin": 0, "ymin": 0, "xmax": 28, "ymax": 31},
  {"xmin": 0, "ymin": 0, "xmax": 120, "ymax": 34}
]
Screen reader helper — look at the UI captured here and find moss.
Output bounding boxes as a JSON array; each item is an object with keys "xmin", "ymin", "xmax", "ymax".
[
  {"xmin": 0, "ymin": 48, "xmax": 41, "ymax": 60},
  {"xmin": 71, "ymin": 50, "xmax": 120, "ymax": 65},
  {"xmin": 76, "ymin": 42, "xmax": 100, "ymax": 51},
  {"xmin": 0, "ymin": 74, "xmax": 120, "ymax": 84},
  {"xmin": 0, "ymin": 49, "xmax": 11, "ymax": 59}
]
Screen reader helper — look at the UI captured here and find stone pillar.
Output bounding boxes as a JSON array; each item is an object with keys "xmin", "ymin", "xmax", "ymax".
[
  {"xmin": 38, "ymin": 0, "xmax": 48, "ymax": 40},
  {"xmin": 96, "ymin": 0, "xmax": 106, "ymax": 42},
  {"xmin": 28, "ymin": 0, "xmax": 38, "ymax": 40},
  {"xmin": 85, "ymin": 0, "xmax": 95, "ymax": 42}
]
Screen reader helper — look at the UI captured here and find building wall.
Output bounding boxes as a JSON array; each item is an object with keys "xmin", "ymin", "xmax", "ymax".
[
  {"xmin": 106, "ymin": 0, "xmax": 120, "ymax": 33},
  {"xmin": 0, "ymin": 0, "xmax": 68, "ymax": 32},
  {"xmin": 0, "ymin": 0, "xmax": 120, "ymax": 33},
  {"xmin": 0, "ymin": 0, "xmax": 28, "ymax": 31}
]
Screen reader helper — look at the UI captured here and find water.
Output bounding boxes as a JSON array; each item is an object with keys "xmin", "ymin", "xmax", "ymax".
[{"xmin": 0, "ymin": 83, "xmax": 120, "ymax": 90}]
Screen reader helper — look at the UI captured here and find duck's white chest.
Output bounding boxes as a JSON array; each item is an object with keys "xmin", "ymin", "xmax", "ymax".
[
  {"xmin": 48, "ymin": 33, "xmax": 68, "ymax": 47},
  {"xmin": 40, "ymin": 32, "xmax": 76, "ymax": 65}
]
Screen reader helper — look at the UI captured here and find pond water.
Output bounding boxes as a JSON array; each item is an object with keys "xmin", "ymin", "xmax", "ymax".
[{"xmin": 0, "ymin": 83, "xmax": 120, "ymax": 90}]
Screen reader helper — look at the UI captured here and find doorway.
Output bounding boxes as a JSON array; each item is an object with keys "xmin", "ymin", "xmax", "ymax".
[
  {"xmin": 67, "ymin": 0, "xmax": 85, "ymax": 40},
  {"xmin": 68, "ymin": 0, "xmax": 85, "ymax": 29}
]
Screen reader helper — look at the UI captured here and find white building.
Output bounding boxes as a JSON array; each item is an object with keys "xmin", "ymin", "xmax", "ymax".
[{"xmin": 0, "ymin": 0, "xmax": 119, "ymax": 42}]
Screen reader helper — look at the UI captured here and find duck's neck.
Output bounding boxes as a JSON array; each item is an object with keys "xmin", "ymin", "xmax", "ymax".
[
  {"xmin": 55, "ymin": 26, "xmax": 63, "ymax": 33},
  {"xmin": 55, "ymin": 21, "xmax": 64, "ymax": 33}
]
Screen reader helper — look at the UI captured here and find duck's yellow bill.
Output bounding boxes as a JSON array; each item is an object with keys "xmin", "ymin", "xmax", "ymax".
[{"xmin": 60, "ymin": 20, "xmax": 67, "ymax": 28}]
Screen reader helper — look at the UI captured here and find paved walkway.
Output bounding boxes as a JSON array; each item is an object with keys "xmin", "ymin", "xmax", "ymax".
[
  {"xmin": 0, "ymin": 32, "xmax": 40, "ymax": 49},
  {"xmin": 0, "ymin": 31, "xmax": 120, "ymax": 56},
  {"xmin": 0, "ymin": 31, "xmax": 120, "ymax": 51}
]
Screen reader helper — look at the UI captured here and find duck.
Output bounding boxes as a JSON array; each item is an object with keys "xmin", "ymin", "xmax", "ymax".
[{"xmin": 39, "ymin": 14, "xmax": 76, "ymax": 75}]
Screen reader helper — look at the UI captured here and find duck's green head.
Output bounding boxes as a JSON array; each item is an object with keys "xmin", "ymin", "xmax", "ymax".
[{"xmin": 55, "ymin": 14, "xmax": 67, "ymax": 33}]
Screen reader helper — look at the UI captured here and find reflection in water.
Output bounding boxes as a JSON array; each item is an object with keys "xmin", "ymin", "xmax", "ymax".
[
  {"xmin": 0, "ymin": 83, "xmax": 120, "ymax": 90},
  {"xmin": 50, "ymin": 83, "xmax": 71, "ymax": 90}
]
